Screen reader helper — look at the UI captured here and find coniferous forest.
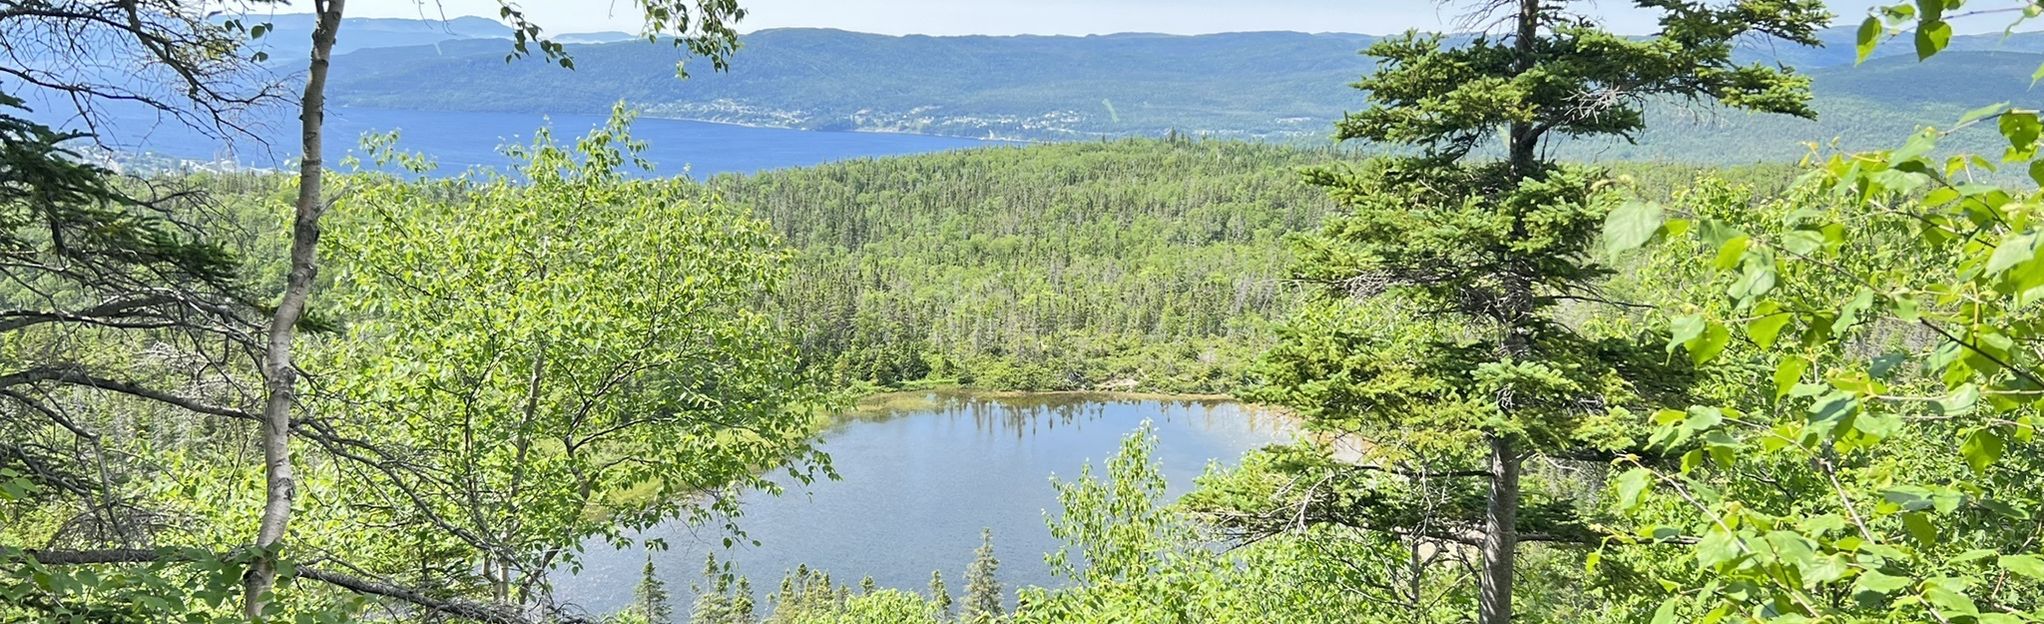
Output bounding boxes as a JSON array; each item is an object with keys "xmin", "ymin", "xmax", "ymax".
[{"xmin": 9, "ymin": 1, "xmax": 2044, "ymax": 623}]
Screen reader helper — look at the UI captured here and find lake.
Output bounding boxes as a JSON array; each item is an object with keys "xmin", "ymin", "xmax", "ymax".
[
  {"xmin": 39, "ymin": 104, "xmax": 1004, "ymax": 178},
  {"xmin": 550, "ymin": 392, "xmax": 1290, "ymax": 617}
]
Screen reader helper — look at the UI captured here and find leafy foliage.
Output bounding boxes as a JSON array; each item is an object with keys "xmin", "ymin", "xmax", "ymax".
[
  {"xmin": 305, "ymin": 108, "xmax": 823, "ymax": 607},
  {"xmin": 1598, "ymin": 3, "xmax": 2044, "ymax": 618}
]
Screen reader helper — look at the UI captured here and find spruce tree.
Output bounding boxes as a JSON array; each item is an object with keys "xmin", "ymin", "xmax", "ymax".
[
  {"xmin": 731, "ymin": 577, "xmax": 756, "ymax": 624},
  {"xmin": 1246, "ymin": 1, "xmax": 1827, "ymax": 622},
  {"xmin": 929, "ymin": 570, "xmax": 954, "ymax": 618},
  {"xmin": 962, "ymin": 528, "xmax": 1004, "ymax": 624},
  {"xmin": 634, "ymin": 555, "xmax": 674, "ymax": 624},
  {"xmin": 690, "ymin": 553, "xmax": 731, "ymax": 624},
  {"xmin": 777, "ymin": 568, "xmax": 797, "ymax": 606}
]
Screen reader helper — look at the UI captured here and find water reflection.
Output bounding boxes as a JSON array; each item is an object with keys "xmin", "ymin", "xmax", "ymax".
[{"xmin": 552, "ymin": 392, "xmax": 1289, "ymax": 617}]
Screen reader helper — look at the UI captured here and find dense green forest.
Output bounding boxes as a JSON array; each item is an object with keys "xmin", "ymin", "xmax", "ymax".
[
  {"xmin": 12, "ymin": 1, "xmax": 2044, "ymax": 624},
  {"xmin": 714, "ymin": 141, "xmax": 1796, "ymax": 393},
  {"xmin": 720, "ymin": 140, "xmax": 1340, "ymax": 393}
]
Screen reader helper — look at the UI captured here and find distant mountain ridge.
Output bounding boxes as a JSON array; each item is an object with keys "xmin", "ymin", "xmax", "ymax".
[
  {"xmin": 241, "ymin": 14, "xmax": 634, "ymax": 60},
  {"xmin": 312, "ymin": 22, "xmax": 2044, "ymax": 159},
  {"xmin": 328, "ymin": 28, "xmax": 1382, "ymax": 140}
]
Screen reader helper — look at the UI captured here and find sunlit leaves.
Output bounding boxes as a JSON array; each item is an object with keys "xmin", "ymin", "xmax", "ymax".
[
  {"xmin": 2001, "ymin": 111, "xmax": 2042, "ymax": 159},
  {"xmin": 1915, "ymin": 19, "xmax": 1953, "ymax": 60},
  {"xmin": 1684, "ymin": 321, "xmax": 1732, "ymax": 366},
  {"xmin": 1960, "ymin": 428, "xmax": 2005, "ymax": 473},
  {"xmin": 1604, "ymin": 200, "xmax": 1665, "ymax": 259},
  {"xmin": 310, "ymin": 107, "xmax": 821, "ymax": 604},
  {"xmin": 0, "ymin": 468, "xmax": 32, "ymax": 502},
  {"xmin": 1614, "ymin": 468, "xmax": 1655, "ymax": 511},
  {"xmin": 1604, "ymin": 9, "xmax": 2044, "ymax": 611},
  {"xmin": 1986, "ymin": 233, "xmax": 2038, "ymax": 276},
  {"xmin": 1855, "ymin": 569, "xmax": 1914, "ymax": 594},
  {"xmin": 1748, "ymin": 304, "xmax": 1794, "ymax": 350},
  {"xmin": 2003, "ymin": 555, "xmax": 2044, "ymax": 581},
  {"xmin": 1857, "ymin": 16, "xmax": 1884, "ymax": 64}
]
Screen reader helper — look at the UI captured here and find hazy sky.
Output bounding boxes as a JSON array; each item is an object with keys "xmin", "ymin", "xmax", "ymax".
[{"xmin": 334, "ymin": 0, "xmax": 1907, "ymax": 37}]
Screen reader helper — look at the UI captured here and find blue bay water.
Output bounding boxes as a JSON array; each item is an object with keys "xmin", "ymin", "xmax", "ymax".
[{"xmin": 41, "ymin": 105, "xmax": 1002, "ymax": 178}]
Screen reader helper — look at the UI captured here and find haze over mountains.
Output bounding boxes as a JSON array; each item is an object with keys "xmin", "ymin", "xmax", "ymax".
[{"xmin": 264, "ymin": 16, "xmax": 2044, "ymax": 160}]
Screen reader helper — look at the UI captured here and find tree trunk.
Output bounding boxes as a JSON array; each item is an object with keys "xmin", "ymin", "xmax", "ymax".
[
  {"xmin": 1477, "ymin": 3, "xmax": 1542, "ymax": 623},
  {"xmin": 1506, "ymin": 0, "xmax": 1542, "ymax": 179},
  {"xmin": 1477, "ymin": 434, "xmax": 1521, "ymax": 624},
  {"xmin": 243, "ymin": 0, "xmax": 345, "ymax": 617}
]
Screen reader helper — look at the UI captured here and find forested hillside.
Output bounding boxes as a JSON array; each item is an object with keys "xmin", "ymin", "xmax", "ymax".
[
  {"xmin": 709, "ymin": 140, "xmax": 1791, "ymax": 393},
  {"xmin": 237, "ymin": 14, "xmax": 634, "ymax": 59},
  {"xmin": 722, "ymin": 140, "xmax": 1343, "ymax": 392},
  {"xmin": 325, "ymin": 26, "xmax": 2044, "ymax": 155},
  {"xmin": 327, "ymin": 29, "xmax": 1377, "ymax": 140}
]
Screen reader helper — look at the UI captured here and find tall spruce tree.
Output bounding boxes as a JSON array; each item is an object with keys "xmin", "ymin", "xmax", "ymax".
[
  {"xmin": 962, "ymin": 529, "xmax": 1004, "ymax": 624},
  {"xmin": 929, "ymin": 570, "xmax": 953, "ymax": 618},
  {"xmin": 635, "ymin": 555, "xmax": 674, "ymax": 624},
  {"xmin": 731, "ymin": 577, "xmax": 756, "ymax": 623},
  {"xmin": 691, "ymin": 553, "xmax": 732, "ymax": 624},
  {"xmin": 1243, "ymin": 1, "xmax": 1828, "ymax": 622}
]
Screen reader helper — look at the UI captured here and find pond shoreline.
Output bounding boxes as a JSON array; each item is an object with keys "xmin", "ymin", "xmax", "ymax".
[
  {"xmin": 839, "ymin": 385, "xmax": 1300, "ymax": 429},
  {"xmin": 561, "ymin": 393, "xmax": 1291, "ymax": 616}
]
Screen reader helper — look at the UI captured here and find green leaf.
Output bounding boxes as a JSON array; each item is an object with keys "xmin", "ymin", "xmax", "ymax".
[
  {"xmin": 1891, "ymin": 294, "xmax": 1921, "ymax": 322},
  {"xmin": 1962, "ymin": 429, "xmax": 2006, "ymax": 473},
  {"xmin": 1810, "ymin": 392, "xmax": 1859, "ymax": 433},
  {"xmin": 1650, "ymin": 597, "xmax": 1680, "ymax": 624},
  {"xmin": 1856, "ymin": 16, "xmax": 1882, "ymax": 64},
  {"xmin": 1713, "ymin": 235, "xmax": 1751, "ymax": 271},
  {"xmin": 1960, "ymin": 102, "xmax": 2012, "ymax": 126},
  {"xmin": 1855, "ymin": 569, "xmax": 1913, "ymax": 594},
  {"xmin": 1924, "ymin": 584, "xmax": 1980, "ymax": 616},
  {"xmin": 1780, "ymin": 230, "xmax": 1825, "ymax": 256},
  {"xmin": 1987, "ymin": 232, "xmax": 2037, "ymax": 276},
  {"xmin": 1893, "ymin": 128, "xmax": 1937, "ymax": 164},
  {"xmin": 2000, "ymin": 554, "xmax": 2044, "ymax": 580},
  {"xmin": 1773, "ymin": 357, "xmax": 1809, "ymax": 399},
  {"xmin": 1749, "ymin": 311, "xmax": 1793, "ymax": 350},
  {"xmin": 1728, "ymin": 256, "xmax": 1777, "ymax": 301},
  {"xmin": 1915, "ymin": 20, "xmax": 1953, "ymax": 60},
  {"xmin": 1695, "ymin": 530, "xmax": 1742, "ymax": 567},
  {"xmin": 1668, "ymin": 314, "xmax": 1705, "ymax": 353},
  {"xmin": 1801, "ymin": 514, "xmax": 1847, "ymax": 536},
  {"xmin": 1902, "ymin": 512, "xmax": 1938, "ymax": 546},
  {"xmin": 1604, "ymin": 200, "xmax": 1665, "ymax": 258},
  {"xmin": 1856, "ymin": 410, "xmax": 1905, "ymax": 440},
  {"xmin": 1936, "ymin": 384, "xmax": 1980, "ymax": 417},
  {"xmin": 2000, "ymin": 112, "xmax": 2041, "ymax": 153},
  {"xmin": 1836, "ymin": 289, "xmax": 1876, "ymax": 331},
  {"xmin": 1615, "ymin": 468, "xmax": 1655, "ymax": 511},
  {"xmin": 1686, "ymin": 321, "xmax": 1731, "ymax": 365}
]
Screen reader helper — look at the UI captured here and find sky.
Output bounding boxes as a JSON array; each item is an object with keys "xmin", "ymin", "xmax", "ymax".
[{"xmin": 337, "ymin": 0, "xmax": 1909, "ymax": 37}]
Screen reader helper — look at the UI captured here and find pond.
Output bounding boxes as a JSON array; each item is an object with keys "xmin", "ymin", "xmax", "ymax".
[{"xmin": 549, "ymin": 391, "xmax": 1292, "ymax": 617}]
